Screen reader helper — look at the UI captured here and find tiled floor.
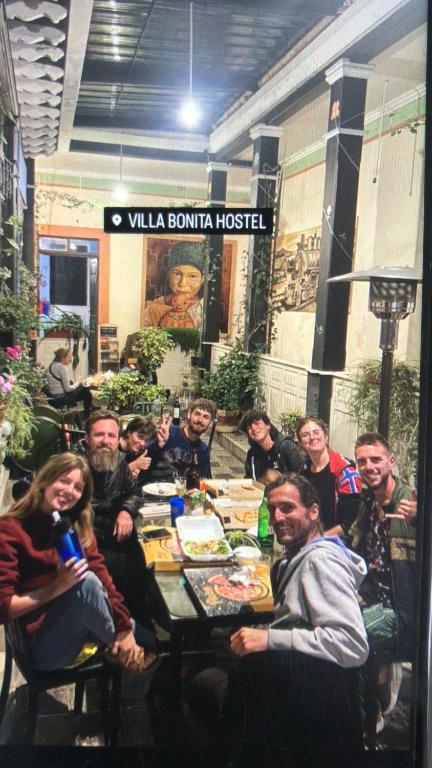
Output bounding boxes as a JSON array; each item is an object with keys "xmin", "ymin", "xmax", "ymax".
[{"xmin": 0, "ymin": 432, "xmax": 411, "ymax": 749}]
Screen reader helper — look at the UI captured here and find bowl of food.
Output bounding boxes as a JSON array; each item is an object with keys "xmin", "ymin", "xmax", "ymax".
[{"xmin": 233, "ymin": 546, "xmax": 262, "ymax": 567}]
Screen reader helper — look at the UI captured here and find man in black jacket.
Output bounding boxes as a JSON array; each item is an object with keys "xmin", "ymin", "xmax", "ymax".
[
  {"xmin": 76, "ymin": 411, "xmax": 148, "ymax": 625},
  {"xmin": 240, "ymin": 409, "xmax": 302, "ymax": 483}
]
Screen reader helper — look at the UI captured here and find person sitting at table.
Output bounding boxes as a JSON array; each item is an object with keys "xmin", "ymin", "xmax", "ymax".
[
  {"xmin": 45, "ymin": 348, "xmax": 93, "ymax": 418},
  {"xmin": 229, "ymin": 473, "xmax": 368, "ymax": 758},
  {"xmin": 152, "ymin": 398, "xmax": 216, "ymax": 481},
  {"xmin": 74, "ymin": 411, "xmax": 151, "ymax": 629},
  {"xmin": 119, "ymin": 416, "xmax": 158, "ymax": 488},
  {"xmin": 296, "ymin": 415, "xmax": 363, "ymax": 537},
  {"xmin": 240, "ymin": 409, "xmax": 302, "ymax": 483},
  {"xmin": 0, "ymin": 452, "xmax": 157, "ymax": 674}
]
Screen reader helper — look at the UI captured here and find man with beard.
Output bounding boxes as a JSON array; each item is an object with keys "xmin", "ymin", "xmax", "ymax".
[
  {"xmin": 350, "ymin": 432, "xmax": 417, "ymax": 718},
  {"xmin": 227, "ymin": 474, "xmax": 368, "ymax": 758},
  {"xmin": 76, "ymin": 411, "xmax": 148, "ymax": 626},
  {"xmin": 152, "ymin": 398, "xmax": 216, "ymax": 480}
]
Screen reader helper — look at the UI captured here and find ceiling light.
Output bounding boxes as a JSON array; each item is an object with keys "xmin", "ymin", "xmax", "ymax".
[
  {"xmin": 112, "ymin": 34, "xmax": 119, "ymax": 44},
  {"xmin": 179, "ymin": 1, "xmax": 201, "ymax": 128},
  {"xmin": 114, "ymin": 53, "xmax": 121, "ymax": 61},
  {"xmin": 179, "ymin": 97, "xmax": 201, "ymax": 128}
]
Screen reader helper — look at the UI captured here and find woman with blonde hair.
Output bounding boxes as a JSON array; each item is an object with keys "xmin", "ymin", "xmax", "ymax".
[
  {"xmin": 45, "ymin": 347, "xmax": 93, "ymax": 417},
  {"xmin": 0, "ymin": 453, "xmax": 155, "ymax": 673}
]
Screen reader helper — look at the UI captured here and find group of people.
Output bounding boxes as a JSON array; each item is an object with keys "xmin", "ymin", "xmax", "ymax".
[
  {"xmin": 0, "ymin": 398, "xmax": 418, "ymax": 754},
  {"xmin": 0, "ymin": 398, "xmax": 216, "ymax": 679}
]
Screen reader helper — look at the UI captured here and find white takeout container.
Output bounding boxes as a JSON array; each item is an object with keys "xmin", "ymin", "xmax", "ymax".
[{"xmin": 176, "ymin": 514, "xmax": 233, "ymax": 561}]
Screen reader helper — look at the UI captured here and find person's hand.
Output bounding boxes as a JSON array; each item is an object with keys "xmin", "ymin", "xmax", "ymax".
[
  {"xmin": 110, "ymin": 630, "xmax": 137, "ymax": 666},
  {"xmin": 113, "ymin": 510, "xmax": 133, "ymax": 541},
  {"xmin": 111, "ymin": 631, "xmax": 157, "ymax": 669},
  {"xmin": 129, "ymin": 452, "xmax": 151, "ymax": 476},
  {"xmin": 157, "ymin": 414, "xmax": 172, "ymax": 448},
  {"xmin": 54, "ymin": 557, "xmax": 88, "ymax": 596},
  {"xmin": 394, "ymin": 490, "xmax": 417, "ymax": 522},
  {"xmin": 230, "ymin": 627, "xmax": 269, "ymax": 657}
]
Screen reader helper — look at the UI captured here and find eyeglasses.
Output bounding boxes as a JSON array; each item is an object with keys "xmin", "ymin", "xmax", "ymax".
[{"xmin": 299, "ymin": 428, "xmax": 323, "ymax": 441}]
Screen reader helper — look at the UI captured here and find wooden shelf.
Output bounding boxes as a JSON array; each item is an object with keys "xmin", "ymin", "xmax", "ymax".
[{"xmin": 98, "ymin": 324, "xmax": 120, "ymax": 372}]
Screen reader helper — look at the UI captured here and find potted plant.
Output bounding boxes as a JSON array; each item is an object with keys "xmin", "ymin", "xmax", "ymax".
[
  {"xmin": 131, "ymin": 326, "xmax": 176, "ymax": 379},
  {"xmin": 98, "ymin": 370, "xmax": 167, "ymax": 413},
  {"xmin": 196, "ymin": 342, "xmax": 263, "ymax": 431}
]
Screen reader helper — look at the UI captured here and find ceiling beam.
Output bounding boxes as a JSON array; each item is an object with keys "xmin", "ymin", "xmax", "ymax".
[
  {"xmin": 208, "ymin": 0, "xmax": 422, "ymax": 158},
  {"xmin": 58, "ymin": 0, "xmax": 94, "ymax": 153},
  {"xmin": 69, "ymin": 139, "xmax": 252, "ymax": 167}
]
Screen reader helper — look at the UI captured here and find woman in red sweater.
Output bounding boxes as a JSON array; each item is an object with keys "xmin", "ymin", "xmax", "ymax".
[{"xmin": 0, "ymin": 452, "xmax": 155, "ymax": 672}]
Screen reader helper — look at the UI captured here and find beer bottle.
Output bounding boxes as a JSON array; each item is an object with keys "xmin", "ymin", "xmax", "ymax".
[
  {"xmin": 257, "ymin": 497, "xmax": 274, "ymax": 553},
  {"xmin": 185, "ymin": 451, "xmax": 200, "ymax": 490}
]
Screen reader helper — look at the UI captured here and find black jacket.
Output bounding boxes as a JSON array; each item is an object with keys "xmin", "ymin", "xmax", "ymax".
[
  {"xmin": 244, "ymin": 432, "xmax": 302, "ymax": 481},
  {"xmin": 75, "ymin": 441, "xmax": 141, "ymax": 541}
]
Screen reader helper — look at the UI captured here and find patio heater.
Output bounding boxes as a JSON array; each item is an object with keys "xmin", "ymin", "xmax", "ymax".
[{"xmin": 327, "ymin": 266, "xmax": 422, "ymax": 438}]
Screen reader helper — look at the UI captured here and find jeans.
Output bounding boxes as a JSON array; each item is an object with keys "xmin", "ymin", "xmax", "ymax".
[{"xmin": 31, "ymin": 571, "xmax": 116, "ymax": 670}]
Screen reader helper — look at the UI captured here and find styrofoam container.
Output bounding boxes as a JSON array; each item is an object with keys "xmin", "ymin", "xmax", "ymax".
[{"xmin": 176, "ymin": 515, "xmax": 233, "ymax": 561}]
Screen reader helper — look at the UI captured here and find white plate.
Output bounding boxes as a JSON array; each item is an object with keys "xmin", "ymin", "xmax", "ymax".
[{"xmin": 142, "ymin": 482, "xmax": 177, "ymax": 497}]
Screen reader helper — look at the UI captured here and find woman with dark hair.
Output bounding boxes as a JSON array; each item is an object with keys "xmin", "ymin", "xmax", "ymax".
[
  {"xmin": 296, "ymin": 415, "xmax": 362, "ymax": 536},
  {"xmin": 45, "ymin": 347, "xmax": 93, "ymax": 417},
  {"xmin": 119, "ymin": 416, "xmax": 158, "ymax": 487},
  {"xmin": 0, "ymin": 453, "xmax": 155, "ymax": 673},
  {"xmin": 240, "ymin": 409, "xmax": 302, "ymax": 484}
]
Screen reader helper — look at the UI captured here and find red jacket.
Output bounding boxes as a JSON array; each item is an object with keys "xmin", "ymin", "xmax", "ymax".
[{"xmin": 0, "ymin": 513, "xmax": 132, "ymax": 636}]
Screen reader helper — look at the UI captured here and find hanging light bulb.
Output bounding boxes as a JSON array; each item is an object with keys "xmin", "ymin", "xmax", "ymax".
[
  {"xmin": 179, "ymin": 1, "xmax": 201, "ymax": 128},
  {"xmin": 114, "ymin": 143, "xmax": 128, "ymax": 200}
]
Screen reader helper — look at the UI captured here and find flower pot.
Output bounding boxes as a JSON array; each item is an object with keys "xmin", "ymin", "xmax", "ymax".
[{"xmin": 215, "ymin": 409, "xmax": 239, "ymax": 433}]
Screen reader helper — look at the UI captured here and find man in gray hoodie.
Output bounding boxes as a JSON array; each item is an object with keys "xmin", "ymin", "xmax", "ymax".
[{"xmin": 230, "ymin": 473, "xmax": 369, "ymax": 757}]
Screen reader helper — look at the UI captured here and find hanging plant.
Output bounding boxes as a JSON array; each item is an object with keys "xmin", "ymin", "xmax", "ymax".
[
  {"xmin": 164, "ymin": 327, "xmax": 200, "ymax": 354},
  {"xmin": 44, "ymin": 308, "xmax": 89, "ymax": 369}
]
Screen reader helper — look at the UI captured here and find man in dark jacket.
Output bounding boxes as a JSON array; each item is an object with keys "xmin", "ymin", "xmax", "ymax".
[
  {"xmin": 76, "ymin": 411, "xmax": 148, "ymax": 625},
  {"xmin": 240, "ymin": 409, "xmax": 302, "ymax": 483}
]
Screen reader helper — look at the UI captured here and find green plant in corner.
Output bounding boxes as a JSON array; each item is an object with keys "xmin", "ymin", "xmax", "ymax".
[
  {"xmin": 195, "ymin": 341, "xmax": 263, "ymax": 413},
  {"xmin": 348, "ymin": 358, "xmax": 419, "ymax": 483}
]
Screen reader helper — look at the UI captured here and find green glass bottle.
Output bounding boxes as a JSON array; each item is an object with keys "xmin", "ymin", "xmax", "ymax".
[{"xmin": 257, "ymin": 497, "xmax": 274, "ymax": 552}]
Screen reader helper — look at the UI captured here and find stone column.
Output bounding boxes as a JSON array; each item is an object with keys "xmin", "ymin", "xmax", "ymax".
[
  {"xmin": 201, "ymin": 162, "xmax": 228, "ymax": 370},
  {"xmin": 244, "ymin": 124, "xmax": 283, "ymax": 352},
  {"xmin": 308, "ymin": 59, "xmax": 373, "ymax": 420}
]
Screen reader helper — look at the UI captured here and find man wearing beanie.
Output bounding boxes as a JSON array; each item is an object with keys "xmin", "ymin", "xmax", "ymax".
[{"xmin": 144, "ymin": 240, "xmax": 205, "ymax": 328}]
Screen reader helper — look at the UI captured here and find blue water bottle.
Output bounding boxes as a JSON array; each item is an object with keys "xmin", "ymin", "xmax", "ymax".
[
  {"xmin": 170, "ymin": 495, "xmax": 185, "ymax": 527},
  {"xmin": 52, "ymin": 511, "xmax": 85, "ymax": 562}
]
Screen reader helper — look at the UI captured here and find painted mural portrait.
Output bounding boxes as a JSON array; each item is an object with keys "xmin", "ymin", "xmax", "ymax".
[{"xmin": 143, "ymin": 240, "xmax": 205, "ymax": 329}]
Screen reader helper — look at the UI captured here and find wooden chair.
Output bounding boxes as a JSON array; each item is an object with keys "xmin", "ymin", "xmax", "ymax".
[{"xmin": 0, "ymin": 621, "xmax": 122, "ymax": 746}]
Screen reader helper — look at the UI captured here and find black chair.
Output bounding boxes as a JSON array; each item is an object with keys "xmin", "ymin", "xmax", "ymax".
[{"xmin": 0, "ymin": 621, "xmax": 122, "ymax": 746}]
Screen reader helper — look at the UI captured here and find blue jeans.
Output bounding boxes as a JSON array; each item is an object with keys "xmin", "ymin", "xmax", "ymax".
[{"xmin": 31, "ymin": 571, "xmax": 117, "ymax": 670}]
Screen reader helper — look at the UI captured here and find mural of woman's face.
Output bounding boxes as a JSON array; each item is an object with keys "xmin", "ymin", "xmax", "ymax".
[{"xmin": 168, "ymin": 263, "xmax": 203, "ymax": 300}]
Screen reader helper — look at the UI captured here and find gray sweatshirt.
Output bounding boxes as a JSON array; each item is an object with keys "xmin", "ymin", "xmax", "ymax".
[{"xmin": 268, "ymin": 537, "xmax": 369, "ymax": 668}]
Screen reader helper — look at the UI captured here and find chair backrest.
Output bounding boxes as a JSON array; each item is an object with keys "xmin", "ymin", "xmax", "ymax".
[
  {"xmin": 5, "ymin": 620, "xmax": 37, "ymax": 684},
  {"xmin": 33, "ymin": 404, "xmax": 65, "ymax": 426},
  {"xmin": 10, "ymin": 417, "xmax": 67, "ymax": 474}
]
